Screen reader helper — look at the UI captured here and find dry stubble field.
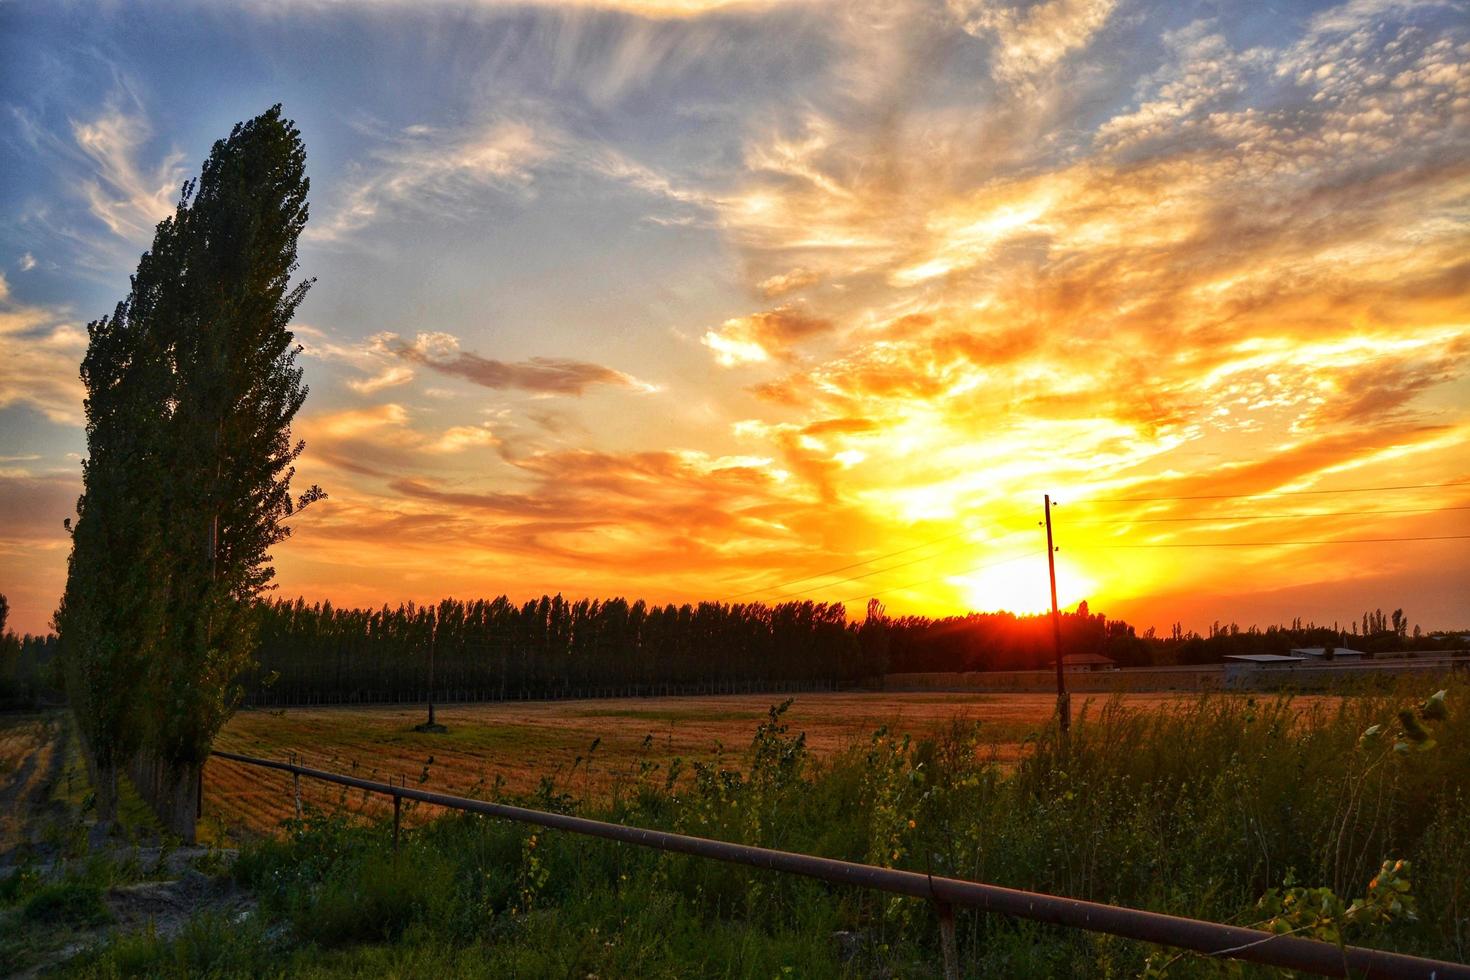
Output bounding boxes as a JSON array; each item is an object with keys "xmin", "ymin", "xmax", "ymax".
[{"xmin": 203, "ymin": 691, "xmax": 1291, "ymax": 837}]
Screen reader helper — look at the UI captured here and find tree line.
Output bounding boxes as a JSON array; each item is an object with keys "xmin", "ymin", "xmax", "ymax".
[
  {"xmin": 0, "ymin": 593, "xmax": 61, "ymax": 708},
  {"xmin": 244, "ymin": 595, "xmax": 880, "ymax": 704},
  {"xmin": 241, "ymin": 597, "xmax": 1140, "ymax": 702}
]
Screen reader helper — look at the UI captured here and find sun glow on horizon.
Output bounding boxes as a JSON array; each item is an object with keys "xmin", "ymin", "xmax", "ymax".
[
  {"xmin": 0, "ymin": 0, "xmax": 1467, "ymax": 636},
  {"xmin": 951, "ymin": 554, "xmax": 1097, "ymax": 617}
]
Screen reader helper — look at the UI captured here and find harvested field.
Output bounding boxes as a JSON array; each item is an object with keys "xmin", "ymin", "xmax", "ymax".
[
  {"xmin": 0, "ymin": 713, "xmax": 71, "ymax": 857},
  {"xmin": 203, "ymin": 691, "xmax": 1329, "ymax": 837}
]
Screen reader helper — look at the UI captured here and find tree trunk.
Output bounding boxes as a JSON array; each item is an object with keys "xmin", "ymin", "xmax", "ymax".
[
  {"xmin": 157, "ymin": 761, "xmax": 200, "ymax": 844},
  {"xmin": 75, "ymin": 724, "xmax": 119, "ymax": 826},
  {"xmin": 85, "ymin": 752, "xmax": 119, "ymax": 825}
]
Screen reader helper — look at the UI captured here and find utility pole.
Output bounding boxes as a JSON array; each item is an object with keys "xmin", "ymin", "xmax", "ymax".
[{"xmin": 1045, "ymin": 494, "xmax": 1070, "ymax": 744}]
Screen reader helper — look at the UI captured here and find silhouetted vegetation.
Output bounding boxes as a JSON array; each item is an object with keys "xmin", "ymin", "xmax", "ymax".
[
  {"xmin": 56, "ymin": 105, "xmax": 320, "ymax": 838},
  {"xmin": 242, "ymin": 594, "xmax": 1465, "ymax": 705},
  {"xmin": 0, "ymin": 594, "xmax": 61, "ymax": 708},
  {"xmin": 245, "ymin": 595, "xmax": 873, "ymax": 704}
]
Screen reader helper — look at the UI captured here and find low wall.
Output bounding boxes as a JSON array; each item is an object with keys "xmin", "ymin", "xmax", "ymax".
[
  {"xmin": 884, "ymin": 667, "xmax": 1225, "ymax": 693},
  {"xmin": 885, "ymin": 659, "xmax": 1468, "ymax": 694}
]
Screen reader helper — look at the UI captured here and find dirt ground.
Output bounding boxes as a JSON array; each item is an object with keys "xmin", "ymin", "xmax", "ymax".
[
  {"xmin": 204, "ymin": 691, "xmax": 1221, "ymax": 836},
  {"xmin": 0, "ymin": 714, "xmax": 77, "ymax": 861}
]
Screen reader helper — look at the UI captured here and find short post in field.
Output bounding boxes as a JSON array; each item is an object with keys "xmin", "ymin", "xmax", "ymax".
[
  {"xmin": 393, "ymin": 793, "xmax": 402, "ymax": 853},
  {"xmin": 415, "ymin": 613, "xmax": 447, "ymax": 733},
  {"xmin": 291, "ymin": 752, "xmax": 302, "ymax": 819},
  {"xmin": 936, "ymin": 901, "xmax": 959, "ymax": 980},
  {"xmin": 1045, "ymin": 494, "xmax": 1071, "ymax": 745}
]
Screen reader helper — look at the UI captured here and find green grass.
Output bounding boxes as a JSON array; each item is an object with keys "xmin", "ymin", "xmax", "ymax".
[{"xmin": 55, "ymin": 680, "xmax": 1470, "ymax": 977}]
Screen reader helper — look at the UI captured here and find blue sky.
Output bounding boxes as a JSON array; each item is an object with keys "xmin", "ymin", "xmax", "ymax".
[{"xmin": 2, "ymin": 0, "xmax": 1467, "ymax": 634}]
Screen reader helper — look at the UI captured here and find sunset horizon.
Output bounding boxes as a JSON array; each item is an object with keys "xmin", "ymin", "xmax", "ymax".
[{"xmin": 3, "ymin": 0, "xmax": 1468, "ymax": 637}]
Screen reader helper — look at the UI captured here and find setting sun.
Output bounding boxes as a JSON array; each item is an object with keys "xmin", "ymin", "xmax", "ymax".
[
  {"xmin": 0, "ymin": 0, "xmax": 1466, "ymax": 640},
  {"xmin": 953, "ymin": 554, "xmax": 1097, "ymax": 617}
]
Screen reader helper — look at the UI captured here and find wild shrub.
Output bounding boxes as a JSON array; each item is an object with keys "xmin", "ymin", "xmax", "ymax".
[{"xmin": 22, "ymin": 880, "xmax": 110, "ymax": 927}]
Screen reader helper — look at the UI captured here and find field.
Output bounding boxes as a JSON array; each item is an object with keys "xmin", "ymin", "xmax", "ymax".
[
  {"xmin": 7, "ymin": 684, "xmax": 1467, "ymax": 977},
  {"xmin": 204, "ymin": 691, "xmax": 1306, "ymax": 837}
]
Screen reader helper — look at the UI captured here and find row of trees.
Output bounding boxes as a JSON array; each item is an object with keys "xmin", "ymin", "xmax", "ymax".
[
  {"xmin": 243, "ymin": 597, "xmax": 1141, "ymax": 701},
  {"xmin": 244, "ymin": 595, "xmax": 882, "ymax": 703},
  {"xmin": 880, "ymin": 602, "xmax": 1144, "ymax": 673},
  {"xmin": 0, "ymin": 594, "xmax": 61, "ymax": 708},
  {"xmin": 57, "ymin": 106, "xmax": 320, "ymax": 839},
  {"xmin": 237, "ymin": 593, "xmax": 1468, "ymax": 707},
  {"xmin": 1140, "ymin": 608, "xmax": 1463, "ymax": 665}
]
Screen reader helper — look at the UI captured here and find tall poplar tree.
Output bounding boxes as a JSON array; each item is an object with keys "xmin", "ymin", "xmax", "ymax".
[
  {"xmin": 60, "ymin": 105, "xmax": 321, "ymax": 838},
  {"xmin": 58, "ymin": 227, "xmax": 178, "ymax": 822}
]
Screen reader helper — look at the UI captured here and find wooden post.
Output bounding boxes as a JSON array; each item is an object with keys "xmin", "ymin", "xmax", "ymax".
[
  {"xmin": 936, "ymin": 901, "xmax": 959, "ymax": 980},
  {"xmin": 393, "ymin": 793, "xmax": 402, "ymax": 853},
  {"xmin": 1045, "ymin": 494, "xmax": 1071, "ymax": 745},
  {"xmin": 292, "ymin": 752, "xmax": 302, "ymax": 819}
]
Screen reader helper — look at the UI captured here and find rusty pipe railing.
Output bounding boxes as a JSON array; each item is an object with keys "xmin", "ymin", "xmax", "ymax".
[{"xmin": 209, "ymin": 750, "xmax": 1470, "ymax": 979}]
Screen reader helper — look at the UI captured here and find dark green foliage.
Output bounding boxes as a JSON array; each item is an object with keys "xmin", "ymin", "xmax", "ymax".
[
  {"xmin": 142, "ymin": 105, "xmax": 320, "ymax": 777},
  {"xmin": 21, "ymin": 881, "xmax": 111, "ymax": 928},
  {"xmin": 62, "ymin": 913, "xmax": 275, "ymax": 979},
  {"xmin": 57, "ymin": 105, "xmax": 320, "ymax": 833}
]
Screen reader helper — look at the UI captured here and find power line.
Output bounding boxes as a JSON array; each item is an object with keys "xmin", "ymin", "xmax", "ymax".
[
  {"xmin": 722, "ymin": 527, "xmax": 975, "ymax": 601},
  {"xmin": 764, "ymin": 541, "xmax": 982, "ymax": 602},
  {"xmin": 1069, "ymin": 505, "xmax": 1469, "ymax": 526},
  {"xmin": 1081, "ymin": 534, "xmax": 1470, "ymax": 549},
  {"xmin": 834, "ymin": 551, "xmax": 1040, "ymax": 606},
  {"xmin": 1077, "ymin": 479, "xmax": 1470, "ymax": 505},
  {"xmin": 725, "ymin": 525, "xmax": 1031, "ymax": 602}
]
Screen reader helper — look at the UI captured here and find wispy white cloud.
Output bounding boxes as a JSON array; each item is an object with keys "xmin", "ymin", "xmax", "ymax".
[
  {"xmin": 949, "ymin": 0, "xmax": 1118, "ymax": 85},
  {"xmin": 17, "ymin": 253, "xmax": 37, "ymax": 272},
  {"xmin": 1303, "ymin": 0, "xmax": 1460, "ymax": 39},
  {"xmin": 346, "ymin": 364, "xmax": 416, "ymax": 395},
  {"xmin": 377, "ymin": 330, "xmax": 659, "ymax": 395},
  {"xmin": 309, "ymin": 120, "xmax": 550, "ymax": 242},
  {"xmin": 70, "ymin": 103, "xmax": 185, "ymax": 242}
]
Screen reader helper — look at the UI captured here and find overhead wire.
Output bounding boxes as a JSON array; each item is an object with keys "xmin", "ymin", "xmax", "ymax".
[
  {"xmin": 721, "ymin": 479, "xmax": 1468, "ymax": 608},
  {"xmin": 1074, "ymin": 478, "xmax": 1470, "ymax": 505},
  {"xmin": 724, "ymin": 524, "xmax": 1033, "ymax": 602},
  {"xmin": 761, "ymin": 533, "xmax": 1026, "ymax": 602},
  {"xmin": 1078, "ymin": 534, "xmax": 1470, "ymax": 549},
  {"xmin": 721, "ymin": 526, "xmax": 977, "ymax": 600},
  {"xmin": 833, "ymin": 550, "xmax": 1041, "ymax": 606},
  {"xmin": 1067, "ymin": 505, "xmax": 1469, "ymax": 526}
]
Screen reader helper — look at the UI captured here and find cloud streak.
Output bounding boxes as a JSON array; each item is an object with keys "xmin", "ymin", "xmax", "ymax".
[{"xmin": 378, "ymin": 331, "xmax": 657, "ymax": 396}]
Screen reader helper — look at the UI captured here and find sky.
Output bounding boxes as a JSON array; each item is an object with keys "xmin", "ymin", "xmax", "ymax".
[{"xmin": 1, "ymin": 0, "xmax": 1467, "ymax": 637}]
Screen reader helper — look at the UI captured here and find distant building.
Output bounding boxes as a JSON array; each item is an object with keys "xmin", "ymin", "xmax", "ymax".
[
  {"xmin": 1223, "ymin": 653, "xmax": 1306, "ymax": 686},
  {"xmin": 1048, "ymin": 653, "xmax": 1117, "ymax": 672},
  {"xmin": 1291, "ymin": 647, "xmax": 1367, "ymax": 660}
]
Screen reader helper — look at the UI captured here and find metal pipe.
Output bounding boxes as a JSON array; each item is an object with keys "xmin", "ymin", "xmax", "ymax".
[{"xmin": 210, "ymin": 750, "xmax": 1469, "ymax": 979}]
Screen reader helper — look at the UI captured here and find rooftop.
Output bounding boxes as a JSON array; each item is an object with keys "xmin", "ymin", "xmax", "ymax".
[
  {"xmin": 1224, "ymin": 654, "xmax": 1307, "ymax": 663},
  {"xmin": 1291, "ymin": 647, "xmax": 1367, "ymax": 657}
]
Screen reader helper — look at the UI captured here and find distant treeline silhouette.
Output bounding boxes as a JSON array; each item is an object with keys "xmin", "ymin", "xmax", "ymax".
[
  {"xmin": 0, "ymin": 593, "xmax": 61, "ymax": 708},
  {"xmin": 243, "ymin": 595, "xmax": 879, "ymax": 705},
  {"xmin": 240, "ymin": 596, "xmax": 1466, "ymax": 704}
]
